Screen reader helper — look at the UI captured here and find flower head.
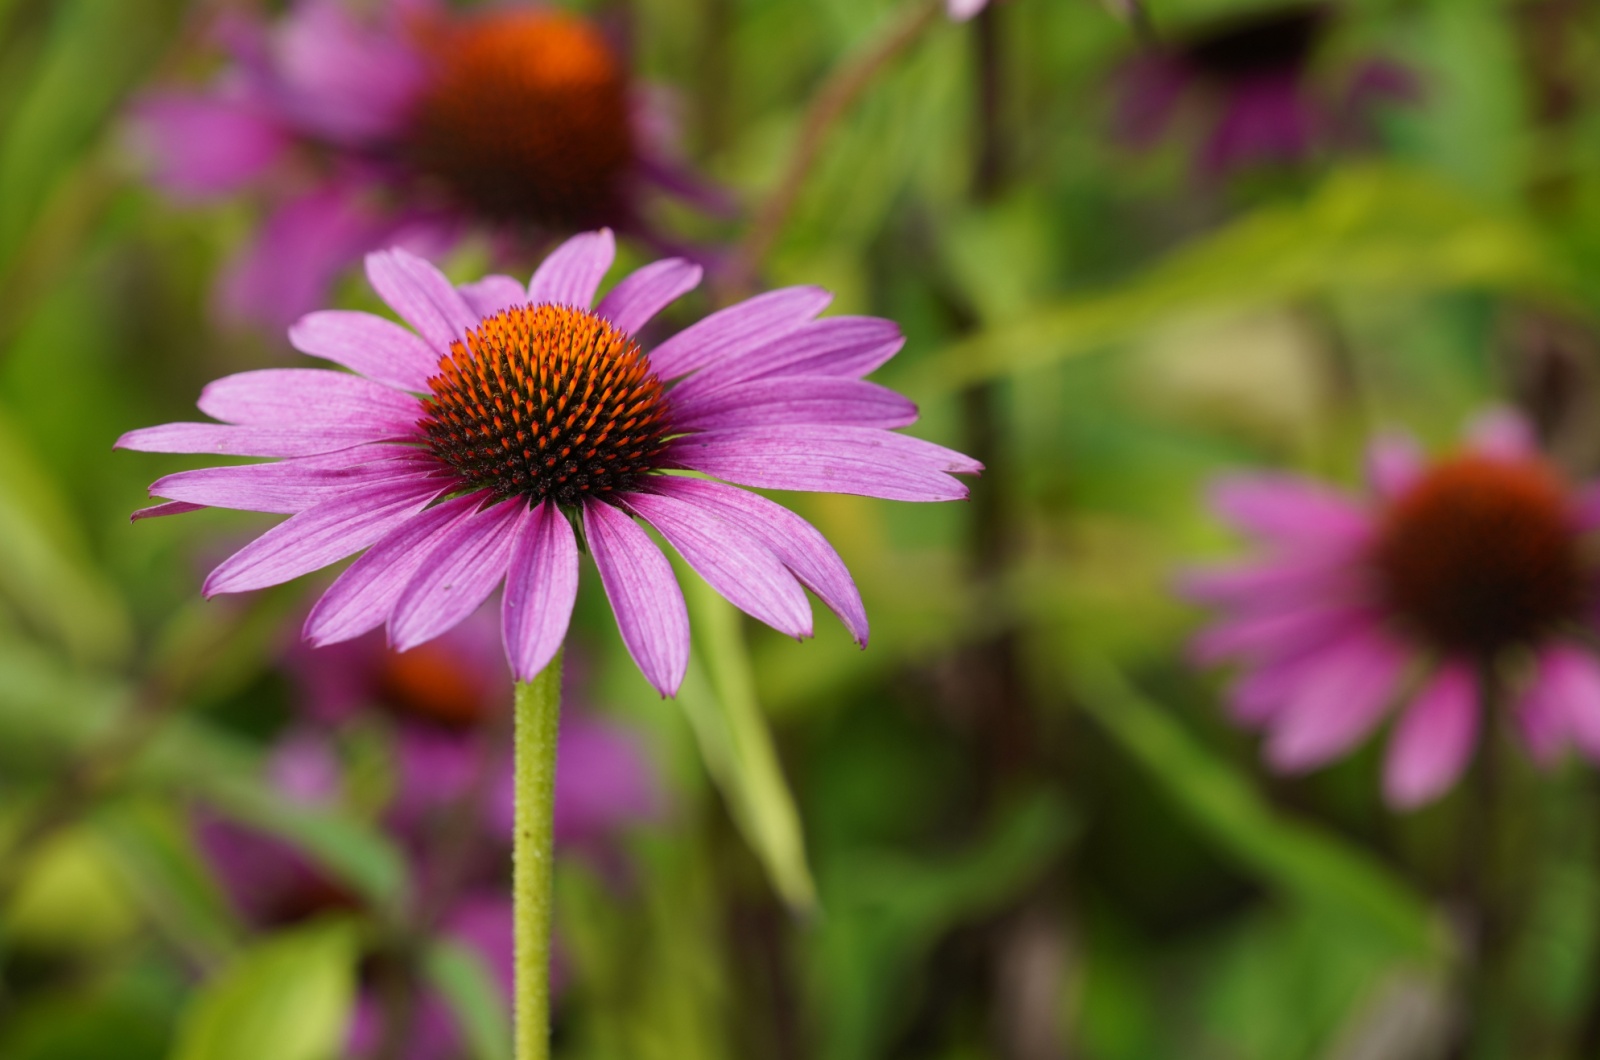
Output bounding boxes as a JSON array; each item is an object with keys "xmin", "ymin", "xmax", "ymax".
[
  {"xmin": 129, "ymin": 1, "xmax": 722, "ymax": 329},
  {"xmin": 120, "ymin": 230, "xmax": 981, "ymax": 696},
  {"xmin": 1113, "ymin": 1, "xmax": 1416, "ymax": 178},
  {"xmin": 1186, "ymin": 412, "xmax": 1600, "ymax": 808}
]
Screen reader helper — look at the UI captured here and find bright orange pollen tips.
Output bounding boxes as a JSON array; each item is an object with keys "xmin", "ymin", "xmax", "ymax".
[
  {"xmin": 409, "ymin": 11, "xmax": 632, "ymax": 226},
  {"xmin": 420, "ymin": 304, "xmax": 672, "ymax": 508},
  {"xmin": 376, "ymin": 643, "xmax": 488, "ymax": 730},
  {"xmin": 1372, "ymin": 453, "xmax": 1587, "ymax": 657}
]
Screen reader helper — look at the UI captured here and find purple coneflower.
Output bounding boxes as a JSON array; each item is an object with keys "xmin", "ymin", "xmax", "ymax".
[
  {"xmin": 1187, "ymin": 412, "xmax": 1600, "ymax": 809},
  {"xmin": 119, "ymin": 228, "xmax": 978, "ymax": 695},
  {"xmin": 1113, "ymin": 1, "xmax": 1416, "ymax": 178},
  {"xmin": 130, "ymin": 0, "xmax": 721, "ymax": 329}
]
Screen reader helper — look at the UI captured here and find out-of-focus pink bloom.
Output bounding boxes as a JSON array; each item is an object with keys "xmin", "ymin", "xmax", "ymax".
[
  {"xmin": 1186, "ymin": 411, "xmax": 1600, "ymax": 809},
  {"xmin": 948, "ymin": 0, "xmax": 991, "ymax": 20},
  {"xmin": 129, "ymin": 0, "xmax": 726, "ymax": 330},
  {"xmin": 1113, "ymin": 1, "xmax": 1417, "ymax": 179}
]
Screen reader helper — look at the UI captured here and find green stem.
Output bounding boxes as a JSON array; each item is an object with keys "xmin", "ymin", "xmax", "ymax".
[{"xmin": 513, "ymin": 650, "xmax": 564, "ymax": 1060}]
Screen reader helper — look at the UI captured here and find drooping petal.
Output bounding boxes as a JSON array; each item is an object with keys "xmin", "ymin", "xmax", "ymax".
[
  {"xmin": 584, "ymin": 500, "xmax": 689, "ymax": 697},
  {"xmin": 1520, "ymin": 644, "xmax": 1600, "ymax": 763},
  {"xmin": 667, "ymin": 426, "xmax": 980, "ymax": 503},
  {"xmin": 526, "ymin": 229, "xmax": 615, "ymax": 309},
  {"xmin": 669, "ymin": 317, "xmax": 904, "ymax": 404},
  {"xmin": 197, "ymin": 369, "xmax": 421, "ymax": 428},
  {"xmin": 127, "ymin": 93, "xmax": 289, "ymax": 199},
  {"xmin": 1263, "ymin": 630, "xmax": 1410, "ymax": 772},
  {"xmin": 671, "ymin": 376, "xmax": 918, "ymax": 432},
  {"xmin": 203, "ymin": 473, "xmax": 446, "ymax": 596},
  {"xmin": 1190, "ymin": 603, "xmax": 1370, "ymax": 667},
  {"xmin": 1384, "ymin": 663, "xmax": 1478, "ymax": 809},
  {"xmin": 457, "ymin": 274, "xmax": 529, "ymax": 319},
  {"xmin": 647, "ymin": 286, "xmax": 831, "ymax": 380},
  {"xmin": 501, "ymin": 502, "xmax": 580, "ymax": 682},
  {"xmin": 595, "ymin": 258, "xmax": 702, "ymax": 336},
  {"xmin": 1178, "ymin": 554, "xmax": 1368, "ymax": 610},
  {"xmin": 364, "ymin": 248, "xmax": 479, "ymax": 355},
  {"xmin": 150, "ymin": 450, "xmax": 431, "ymax": 514},
  {"xmin": 303, "ymin": 491, "xmax": 489, "ymax": 645},
  {"xmin": 647, "ymin": 476, "xmax": 868, "ymax": 645},
  {"xmin": 132, "ymin": 500, "xmax": 205, "ymax": 521},
  {"xmin": 1365, "ymin": 433, "xmax": 1424, "ymax": 501},
  {"xmin": 388, "ymin": 500, "xmax": 525, "ymax": 652},
  {"xmin": 288, "ymin": 310, "xmax": 439, "ymax": 392},
  {"xmin": 1466, "ymin": 407, "xmax": 1537, "ymax": 461},
  {"xmin": 1209, "ymin": 475, "xmax": 1373, "ymax": 544},
  {"xmin": 114, "ymin": 422, "xmax": 394, "ymax": 458},
  {"xmin": 623, "ymin": 490, "xmax": 812, "ymax": 640}
]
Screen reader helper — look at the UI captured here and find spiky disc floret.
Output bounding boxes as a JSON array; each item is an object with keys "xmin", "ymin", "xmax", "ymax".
[{"xmin": 419, "ymin": 304, "xmax": 673, "ymax": 508}]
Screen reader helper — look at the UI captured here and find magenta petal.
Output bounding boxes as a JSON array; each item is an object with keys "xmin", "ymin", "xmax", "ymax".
[
  {"xmin": 132, "ymin": 500, "xmax": 205, "ymax": 521},
  {"xmin": 457, "ymin": 274, "xmax": 528, "ymax": 319},
  {"xmin": 269, "ymin": 0, "xmax": 424, "ymax": 145},
  {"xmin": 1466, "ymin": 407, "xmax": 1537, "ymax": 461},
  {"xmin": 623, "ymin": 491, "xmax": 812, "ymax": 639},
  {"xmin": 648, "ymin": 477, "xmax": 868, "ymax": 646},
  {"xmin": 526, "ymin": 229, "xmax": 615, "ymax": 309},
  {"xmin": 1365, "ymin": 433, "xmax": 1424, "ymax": 501},
  {"xmin": 1178, "ymin": 554, "xmax": 1365, "ymax": 608},
  {"xmin": 1574, "ymin": 484, "xmax": 1600, "ymax": 532},
  {"xmin": 114, "ymin": 422, "xmax": 392, "ymax": 458},
  {"xmin": 671, "ymin": 376, "xmax": 918, "ymax": 431},
  {"xmin": 667, "ymin": 426, "xmax": 980, "ymax": 502},
  {"xmin": 1384, "ymin": 663, "xmax": 1478, "ymax": 809},
  {"xmin": 388, "ymin": 501, "xmax": 524, "ymax": 652},
  {"xmin": 947, "ymin": 0, "xmax": 989, "ymax": 18},
  {"xmin": 128, "ymin": 93, "xmax": 289, "ymax": 199},
  {"xmin": 1209, "ymin": 475, "xmax": 1373, "ymax": 543},
  {"xmin": 583, "ymin": 500, "xmax": 689, "ymax": 697},
  {"xmin": 1521, "ymin": 644, "xmax": 1600, "ymax": 762},
  {"xmin": 150, "ymin": 452, "xmax": 430, "ymax": 515},
  {"xmin": 501, "ymin": 502, "xmax": 580, "ymax": 682},
  {"xmin": 647, "ymin": 286, "xmax": 832, "ymax": 381},
  {"xmin": 1190, "ymin": 603, "xmax": 1367, "ymax": 667},
  {"xmin": 288, "ymin": 309, "xmax": 439, "ymax": 392},
  {"xmin": 202, "ymin": 473, "xmax": 445, "ymax": 596},
  {"xmin": 364, "ymin": 248, "xmax": 479, "ymax": 355},
  {"xmin": 595, "ymin": 258, "xmax": 703, "ymax": 336},
  {"xmin": 303, "ymin": 492, "xmax": 489, "ymax": 645},
  {"xmin": 1264, "ymin": 631, "xmax": 1409, "ymax": 772},
  {"xmin": 670, "ymin": 317, "xmax": 905, "ymax": 404},
  {"xmin": 197, "ymin": 368, "xmax": 420, "ymax": 427}
]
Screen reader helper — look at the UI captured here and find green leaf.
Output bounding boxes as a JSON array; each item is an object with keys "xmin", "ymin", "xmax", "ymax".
[
  {"xmin": 905, "ymin": 165, "xmax": 1564, "ymax": 395},
  {"xmin": 422, "ymin": 939, "xmax": 512, "ymax": 1060},
  {"xmin": 1070, "ymin": 657, "xmax": 1452, "ymax": 963},
  {"xmin": 169, "ymin": 919, "xmax": 360, "ymax": 1060},
  {"xmin": 675, "ymin": 568, "xmax": 818, "ymax": 912}
]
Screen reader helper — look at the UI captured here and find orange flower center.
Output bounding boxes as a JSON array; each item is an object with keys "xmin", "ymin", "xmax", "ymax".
[
  {"xmin": 1371, "ymin": 453, "xmax": 1587, "ymax": 657},
  {"xmin": 375, "ymin": 641, "xmax": 489, "ymax": 729},
  {"xmin": 419, "ymin": 304, "xmax": 673, "ymax": 508},
  {"xmin": 408, "ymin": 11, "xmax": 633, "ymax": 226}
]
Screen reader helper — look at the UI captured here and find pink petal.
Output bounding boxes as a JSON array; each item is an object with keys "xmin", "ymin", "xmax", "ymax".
[
  {"xmin": 268, "ymin": 0, "xmax": 424, "ymax": 145},
  {"xmin": 948, "ymin": 0, "xmax": 989, "ymax": 18},
  {"xmin": 457, "ymin": 274, "xmax": 528, "ymax": 319},
  {"xmin": 666, "ymin": 426, "xmax": 981, "ymax": 503},
  {"xmin": 501, "ymin": 502, "xmax": 581, "ymax": 682},
  {"xmin": 667, "ymin": 317, "xmax": 904, "ymax": 405},
  {"xmin": 647, "ymin": 286, "xmax": 832, "ymax": 381},
  {"xmin": 1263, "ymin": 630, "xmax": 1410, "ymax": 772},
  {"xmin": 132, "ymin": 500, "xmax": 204, "ymax": 521},
  {"xmin": 127, "ymin": 93, "xmax": 289, "ymax": 199},
  {"xmin": 387, "ymin": 500, "xmax": 524, "ymax": 652},
  {"xmin": 527, "ymin": 229, "xmax": 615, "ymax": 309},
  {"xmin": 1383, "ymin": 663, "xmax": 1478, "ymax": 809},
  {"xmin": 671, "ymin": 376, "xmax": 918, "ymax": 432},
  {"xmin": 595, "ymin": 258, "xmax": 703, "ymax": 336},
  {"xmin": 288, "ymin": 310, "xmax": 439, "ymax": 392},
  {"xmin": 197, "ymin": 369, "xmax": 420, "ymax": 427},
  {"xmin": 150, "ymin": 450, "xmax": 431, "ymax": 514},
  {"xmin": 115, "ymin": 422, "xmax": 393, "ymax": 458},
  {"xmin": 1520, "ymin": 644, "xmax": 1600, "ymax": 763},
  {"xmin": 583, "ymin": 500, "xmax": 689, "ymax": 697},
  {"xmin": 649, "ymin": 476, "xmax": 868, "ymax": 646},
  {"xmin": 1365, "ymin": 433, "xmax": 1424, "ymax": 501},
  {"xmin": 1178, "ymin": 554, "xmax": 1366, "ymax": 608},
  {"xmin": 364, "ymin": 248, "xmax": 478, "ymax": 355},
  {"xmin": 302, "ymin": 491, "xmax": 489, "ymax": 645},
  {"xmin": 623, "ymin": 490, "xmax": 812, "ymax": 640},
  {"xmin": 1572, "ymin": 484, "xmax": 1600, "ymax": 532},
  {"xmin": 1209, "ymin": 474, "xmax": 1373, "ymax": 544},
  {"xmin": 1190, "ymin": 603, "xmax": 1369, "ymax": 667},
  {"xmin": 1466, "ymin": 407, "xmax": 1537, "ymax": 461},
  {"xmin": 203, "ymin": 473, "xmax": 446, "ymax": 596}
]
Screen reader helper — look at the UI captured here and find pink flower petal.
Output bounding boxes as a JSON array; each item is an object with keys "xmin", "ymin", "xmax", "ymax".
[
  {"xmin": 1190, "ymin": 603, "xmax": 1369, "ymax": 667},
  {"xmin": 647, "ymin": 286, "xmax": 832, "ymax": 381},
  {"xmin": 1365, "ymin": 433, "xmax": 1424, "ymax": 501},
  {"xmin": 948, "ymin": 0, "xmax": 989, "ymax": 18},
  {"xmin": 288, "ymin": 310, "xmax": 439, "ymax": 392},
  {"xmin": 595, "ymin": 258, "xmax": 703, "ymax": 336},
  {"xmin": 388, "ymin": 500, "xmax": 525, "ymax": 652},
  {"xmin": 303, "ymin": 491, "xmax": 490, "ymax": 645},
  {"xmin": 501, "ymin": 502, "xmax": 580, "ymax": 682},
  {"xmin": 1384, "ymin": 663, "xmax": 1478, "ymax": 809},
  {"xmin": 197, "ymin": 369, "xmax": 420, "ymax": 427},
  {"xmin": 1572, "ymin": 484, "xmax": 1600, "ymax": 532},
  {"xmin": 203, "ymin": 473, "xmax": 446, "ymax": 596},
  {"xmin": 667, "ymin": 316, "xmax": 904, "ymax": 405},
  {"xmin": 1520, "ymin": 644, "xmax": 1600, "ymax": 763},
  {"xmin": 128, "ymin": 93, "xmax": 289, "ymax": 200},
  {"xmin": 527, "ymin": 229, "xmax": 615, "ymax": 309},
  {"xmin": 150, "ymin": 450, "xmax": 430, "ymax": 515},
  {"xmin": 583, "ymin": 500, "xmax": 689, "ymax": 697},
  {"xmin": 115, "ymin": 422, "xmax": 394, "ymax": 458},
  {"xmin": 1466, "ymin": 407, "xmax": 1537, "ymax": 461},
  {"xmin": 1264, "ymin": 630, "xmax": 1409, "ymax": 772},
  {"xmin": 364, "ymin": 248, "xmax": 478, "ymax": 355},
  {"xmin": 132, "ymin": 500, "xmax": 204, "ymax": 521},
  {"xmin": 623, "ymin": 490, "xmax": 812, "ymax": 640},
  {"xmin": 1178, "ymin": 554, "xmax": 1367, "ymax": 609},
  {"xmin": 268, "ymin": 0, "xmax": 424, "ymax": 145},
  {"xmin": 457, "ymin": 274, "xmax": 528, "ymax": 319},
  {"xmin": 1209, "ymin": 474, "xmax": 1373, "ymax": 544},
  {"xmin": 671, "ymin": 376, "xmax": 918, "ymax": 432}
]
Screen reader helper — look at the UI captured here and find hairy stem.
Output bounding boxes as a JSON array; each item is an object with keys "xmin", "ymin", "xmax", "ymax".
[{"xmin": 513, "ymin": 650, "xmax": 564, "ymax": 1060}]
